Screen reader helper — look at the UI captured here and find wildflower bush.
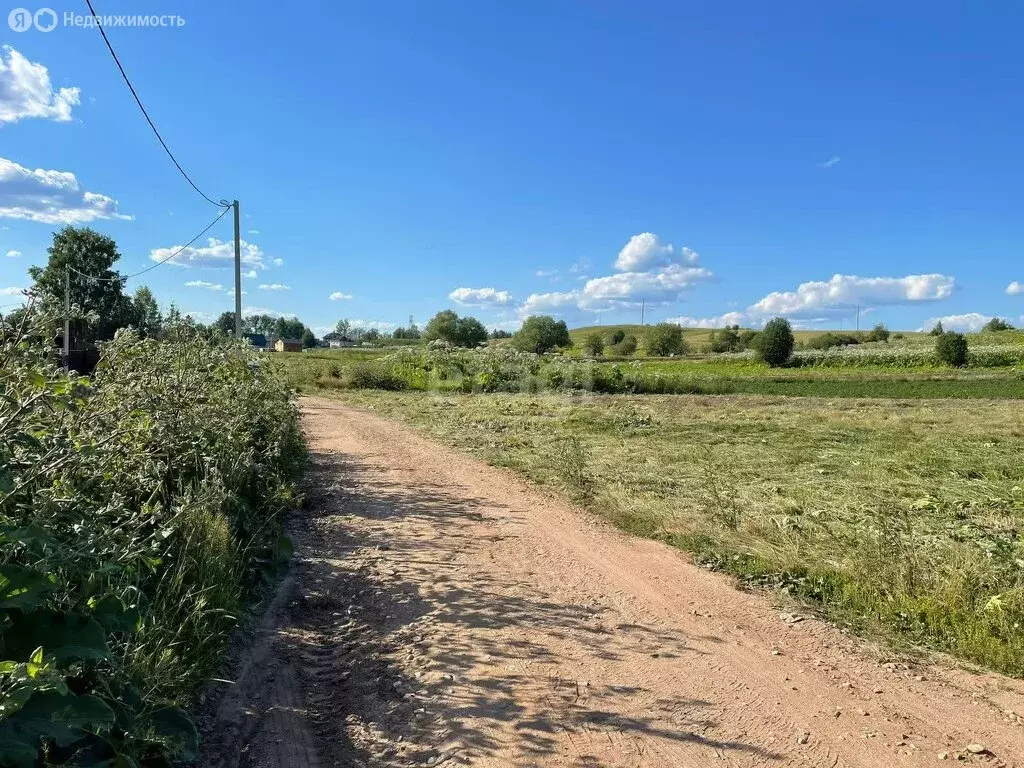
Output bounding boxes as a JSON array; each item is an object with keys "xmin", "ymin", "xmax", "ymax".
[{"xmin": 0, "ymin": 309, "xmax": 304, "ymax": 766}]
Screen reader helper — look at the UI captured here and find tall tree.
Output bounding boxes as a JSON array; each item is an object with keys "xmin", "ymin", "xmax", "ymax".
[
  {"xmin": 29, "ymin": 226, "xmax": 138, "ymax": 347},
  {"xmin": 132, "ymin": 286, "xmax": 162, "ymax": 337},
  {"xmin": 335, "ymin": 318, "xmax": 352, "ymax": 337}
]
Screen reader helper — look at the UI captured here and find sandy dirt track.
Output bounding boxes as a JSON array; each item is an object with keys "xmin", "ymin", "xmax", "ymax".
[{"xmin": 201, "ymin": 396, "xmax": 1024, "ymax": 767}]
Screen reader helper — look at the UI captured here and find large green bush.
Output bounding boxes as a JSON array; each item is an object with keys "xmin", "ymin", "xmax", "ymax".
[
  {"xmin": 936, "ymin": 331, "xmax": 969, "ymax": 367},
  {"xmin": 755, "ymin": 317, "xmax": 795, "ymax": 367},
  {"xmin": 512, "ymin": 316, "xmax": 571, "ymax": 354},
  {"xmin": 0, "ymin": 310, "xmax": 304, "ymax": 765},
  {"xmin": 642, "ymin": 323, "xmax": 688, "ymax": 357}
]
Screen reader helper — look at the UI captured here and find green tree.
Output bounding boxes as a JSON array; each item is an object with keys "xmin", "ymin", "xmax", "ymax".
[
  {"xmin": 247, "ymin": 314, "xmax": 278, "ymax": 335},
  {"xmin": 423, "ymin": 310, "xmax": 487, "ymax": 347},
  {"xmin": 755, "ymin": 317, "xmax": 794, "ymax": 367},
  {"xmin": 335, "ymin": 318, "xmax": 351, "ymax": 337},
  {"xmin": 213, "ymin": 311, "xmax": 236, "ymax": 335},
  {"xmin": 301, "ymin": 327, "xmax": 317, "ymax": 348},
  {"xmin": 982, "ymin": 317, "xmax": 1015, "ymax": 332},
  {"xmin": 512, "ymin": 315, "xmax": 571, "ymax": 354},
  {"xmin": 643, "ymin": 323, "xmax": 688, "ymax": 356},
  {"xmin": 929, "ymin": 321, "xmax": 945, "ymax": 336},
  {"xmin": 132, "ymin": 285, "xmax": 162, "ymax": 337},
  {"xmin": 582, "ymin": 332, "xmax": 604, "ymax": 356},
  {"xmin": 28, "ymin": 226, "xmax": 138, "ymax": 347},
  {"xmin": 274, "ymin": 317, "xmax": 306, "ymax": 340},
  {"xmin": 936, "ymin": 331, "xmax": 968, "ymax": 367}
]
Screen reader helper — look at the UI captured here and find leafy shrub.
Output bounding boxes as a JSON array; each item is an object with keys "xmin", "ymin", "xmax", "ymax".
[
  {"xmin": 348, "ymin": 361, "xmax": 409, "ymax": 390},
  {"xmin": 605, "ymin": 329, "xmax": 626, "ymax": 346},
  {"xmin": 582, "ymin": 332, "xmax": 604, "ymax": 357},
  {"xmin": 423, "ymin": 310, "xmax": 487, "ymax": 347},
  {"xmin": 512, "ymin": 316, "xmax": 571, "ymax": 354},
  {"xmin": 864, "ymin": 323, "xmax": 890, "ymax": 343},
  {"xmin": 754, "ymin": 317, "xmax": 794, "ymax": 367},
  {"xmin": 805, "ymin": 332, "xmax": 861, "ymax": 351},
  {"xmin": 936, "ymin": 331, "xmax": 969, "ymax": 367},
  {"xmin": 0, "ymin": 311, "xmax": 304, "ymax": 765},
  {"xmin": 643, "ymin": 323, "xmax": 688, "ymax": 357},
  {"xmin": 609, "ymin": 334, "xmax": 638, "ymax": 356}
]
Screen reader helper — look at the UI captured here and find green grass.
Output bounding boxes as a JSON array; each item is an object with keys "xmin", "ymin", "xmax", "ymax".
[{"xmin": 333, "ymin": 389, "xmax": 1024, "ymax": 677}]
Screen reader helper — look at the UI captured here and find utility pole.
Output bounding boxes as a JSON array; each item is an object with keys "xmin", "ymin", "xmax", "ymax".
[
  {"xmin": 63, "ymin": 269, "xmax": 70, "ymax": 371},
  {"xmin": 856, "ymin": 303, "xmax": 861, "ymax": 332},
  {"xmin": 641, "ymin": 299, "xmax": 645, "ymax": 326},
  {"xmin": 233, "ymin": 200, "xmax": 242, "ymax": 336}
]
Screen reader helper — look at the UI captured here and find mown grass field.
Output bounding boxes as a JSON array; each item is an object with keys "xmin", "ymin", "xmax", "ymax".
[{"xmin": 333, "ymin": 389, "xmax": 1024, "ymax": 676}]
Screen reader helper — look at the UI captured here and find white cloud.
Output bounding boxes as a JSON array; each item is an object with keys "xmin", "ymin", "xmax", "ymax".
[
  {"xmin": 1006, "ymin": 281, "xmax": 1023, "ymax": 296},
  {"xmin": 272, "ymin": 257, "xmax": 284, "ymax": 267},
  {"xmin": 184, "ymin": 280, "xmax": 224, "ymax": 291},
  {"xmin": 518, "ymin": 290, "xmax": 579, "ymax": 317},
  {"xmin": 329, "ymin": 291, "xmax": 353, "ymax": 301},
  {"xmin": 448, "ymin": 287, "xmax": 513, "ymax": 307},
  {"xmin": 6, "ymin": 249, "xmax": 20, "ymax": 258},
  {"xmin": 614, "ymin": 233, "xmax": 700, "ymax": 272},
  {"xmin": 818, "ymin": 156, "xmax": 841, "ymax": 169},
  {"xmin": 750, "ymin": 274, "xmax": 955, "ymax": 317},
  {"xmin": 0, "ymin": 157, "xmax": 130, "ymax": 224},
  {"xmin": 151, "ymin": 237, "xmax": 264, "ymax": 269},
  {"xmin": 580, "ymin": 264, "xmax": 714, "ymax": 309},
  {"xmin": 922, "ymin": 313, "xmax": 993, "ymax": 332},
  {"xmin": 534, "ymin": 269, "xmax": 557, "ymax": 278},
  {"xmin": 0, "ymin": 286, "xmax": 24, "ymax": 296},
  {"xmin": 665, "ymin": 312, "xmax": 748, "ymax": 329},
  {"xmin": 258, "ymin": 283, "xmax": 290, "ymax": 291},
  {"xmin": 248, "ymin": 229, "xmax": 260, "ymax": 235},
  {"xmin": 0, "ymin": 47, "xmax": 80, "ymax": 125}
]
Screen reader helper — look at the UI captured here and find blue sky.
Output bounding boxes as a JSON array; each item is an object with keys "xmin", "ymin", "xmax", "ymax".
[{"xmin": 1, "ymin": 0, "xmax": 1022, "ymax": 333}]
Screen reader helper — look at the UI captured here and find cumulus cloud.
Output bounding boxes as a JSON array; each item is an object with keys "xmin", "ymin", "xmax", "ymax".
[
  {"xmin": 750, "ymin": 274, "xmax": 955, "ymax": 317},
  {"xmin": 518, "ymin": 290, "xmax": 579, "ymax": 317},
  {"xmin": 921, "ymin": 313, "xmax": 993, "ymax": 332},
  {"xmin": 0, "ymin": 157, "xmax": 130, "ymax": 224},
  {"xmin": 614, "ymin": 233, "xmax": 699, "ymax": 272},
  {"xmin": 243, "ymin": 307, "xmax": 295, "ymax": 319},
  {"xmin": 580, "ymin": 264, "xmax": 714, "ymax": 309},
  {"xmin": 448, "ymin": 287, "xmax": 513, "ymax": 307},
  {"xmin": 346, "ymin": 319, "xmax": 398, "ymax": 331},
  {"xmin": 329, "ymin": 291, "xmax": 353, "ymax": 301},
  {"xmin": 0, "ymin": 47, "xmax": 80, "ymax": 125},
  {"xmin": 664, "ymin": 312, "xmax": 748, "ymax": 329},
  {"xmin": 184, "ymin": 280, "xmax": 224, "ymax": 291},
  {"xmin": 243, "ymin": 269, "xmax": 257, "ymax": 279},
  {"xmin": 259, "ymin": 283, "xmax": 290, "ymax": 292},
  {"xmin": 1007, "ymin": 281, "xmax": 1023, "ymax": 296},
  {"xmin": 6, "ymin": 250, "xmax": 20, "ymax": 258},
  {"xmin": 272, "ymin": 258, "xmax": 284, "ymax": 267},
  {"xmin": 668, "ymin": 273, "xmax": 957, "ymax": 329},
  {"xmin": 0, "ymin": 286, "xmax": 25, "ymax": 296},
  {"xmin": 150, "ymin": 237, "xmax": 265, "ymax": 269}
]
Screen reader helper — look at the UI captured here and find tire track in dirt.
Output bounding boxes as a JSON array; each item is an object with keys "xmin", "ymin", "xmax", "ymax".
[{"xmin": 200, "ymin": 396, "xmax": 1024, "ymax": 767}]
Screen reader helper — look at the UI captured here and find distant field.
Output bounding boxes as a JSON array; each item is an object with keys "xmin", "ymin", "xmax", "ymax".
[{"xmin": 335, "ymin": 389, "xmax": 1024, "ymax": 676}]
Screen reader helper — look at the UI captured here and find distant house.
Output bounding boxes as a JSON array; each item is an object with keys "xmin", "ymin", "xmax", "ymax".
[
  {"xmin": 323, "ymin": 331, "xmax": 355, "ymax": 348},
  {"xmin": 274, "ymin": 338, "xmax": 304, "ymax": 353},
  {"xmin": 244, "ymin": 333, "xmax": 268, "ymax": 350}
]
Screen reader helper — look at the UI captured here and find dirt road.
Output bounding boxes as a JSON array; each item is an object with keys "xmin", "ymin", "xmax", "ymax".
[{"xmin": 202, "ymin": 396, "xmax": 1024, "ymax": 767}]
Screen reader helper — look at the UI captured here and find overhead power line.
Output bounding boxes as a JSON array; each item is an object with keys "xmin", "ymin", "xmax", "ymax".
[
  {"xmin": 69, "ymin": 205, "xmax": 232, "ymax": 283},
  {"xmin": 83, "ymin": 0, "xmax": 228, "ymax": 209}
]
